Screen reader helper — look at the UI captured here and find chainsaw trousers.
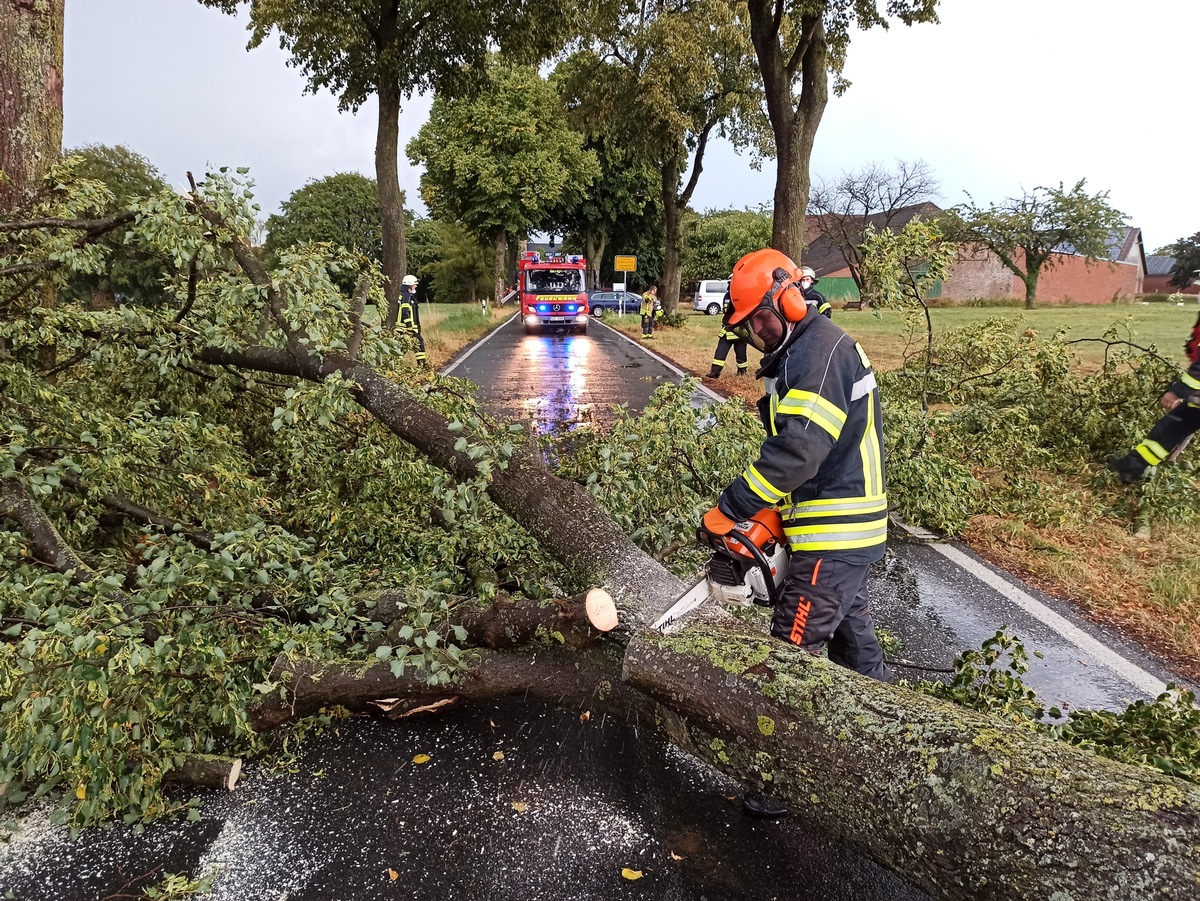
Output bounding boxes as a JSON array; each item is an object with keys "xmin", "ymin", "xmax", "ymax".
[{"xmin": 772, "ymin": 554, "xmax": 892, "ymax": 682}]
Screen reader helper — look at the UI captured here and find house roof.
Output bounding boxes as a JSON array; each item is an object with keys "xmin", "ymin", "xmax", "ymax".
[
  {"xmin": 801, "ymin": 201, "xmax": 944, "ymax": 277},
  {"xmin": 1055, "ymin": 227, "xmax": 1146, "ymax": 272},
  {"xmin": 1147, "ymin": 254, "xmax": 1177, "ymax": 277}
]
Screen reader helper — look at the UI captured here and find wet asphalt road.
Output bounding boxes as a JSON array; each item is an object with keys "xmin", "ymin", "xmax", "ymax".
[
  {"xmin": 444, "ymin": 312, "xmax": 716, "ymax": 432},
  {"xmin": 1, "ymin": 311, "xmax": 1187, "ymax": 900},
  {"xmin": 1, "ymin": 701, "xmax": 927, "ymax": 901}
]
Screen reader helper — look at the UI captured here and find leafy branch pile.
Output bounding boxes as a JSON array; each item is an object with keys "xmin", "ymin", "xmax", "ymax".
[
  {"xmin": 880, "ymin": 315, "xmax": 1195, "ymax": 535},
  {"xmin": 922, "ymin": 631, "xmax": 1200, "ymax": 783},
  {"xmin": 0, "ymin": 164, "xmax": 567, "ymax": 829}
]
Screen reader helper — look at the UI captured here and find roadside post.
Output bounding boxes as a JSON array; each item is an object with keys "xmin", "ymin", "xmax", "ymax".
[{"xmin": 614, "ymin": 255, "xmax": 637, "ymax": 316}]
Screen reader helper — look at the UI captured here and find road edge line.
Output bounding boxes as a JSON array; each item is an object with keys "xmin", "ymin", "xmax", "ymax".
[{"xmin": 930, "ymin": 543, "xmax": 1170, "ymax": 698}]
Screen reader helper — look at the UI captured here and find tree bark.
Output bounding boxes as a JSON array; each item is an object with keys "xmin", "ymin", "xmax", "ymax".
[
  {"xmin": 163, "ymin": 755, "xmax": 242, "ymax": 792},
  {"xmin": 493, "ymin": 229, "xmax": 507, "ymax": 303},
  {"xmin": 622, "ymin": 625, "xmax": 1200, "ymax": 901},
  {"xmin": 746, "ymin": 6, "xmax": 828, "ymax": 260},
  {"xmin": 0, "ymin": 0, "xmax": 63, "ymax": 213},
  {"xmin": 376, "ymin": 76, "xmax": 406, "ymax": 329}
]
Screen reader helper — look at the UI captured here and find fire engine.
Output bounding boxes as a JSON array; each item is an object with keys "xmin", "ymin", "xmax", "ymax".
[{"xmin": 516, "ymin": 251, "xmax": 589, "ymax": 335}]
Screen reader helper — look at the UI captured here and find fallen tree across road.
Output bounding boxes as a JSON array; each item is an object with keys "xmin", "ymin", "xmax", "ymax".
[{"xmin": 3, "ymin": 173, "xmax": 1198, "ymax": 900}]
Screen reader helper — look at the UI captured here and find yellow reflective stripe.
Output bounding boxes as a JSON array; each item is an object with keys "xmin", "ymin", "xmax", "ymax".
[
  {"xmin": 743, "ymin": 464, "xmax": 786, "ymax": 504},
  {"xmin": 860, "ymin": 393, "xmax": 884, "ymax": 497},
  {"xmin": 1181, "ymin": 373, "xmax": 1200, "ymax": 390},
  {"xmin": 783, "ymin": 519, "xmax": 889, "ymax": 550},
  {"xmin": 781, "ymin": 496, "xmax": 888, "ymax": 518},
  {"xmin": 776, "ymin": 390, "xmax": 846, "ymax": 440},
  {"xmin": 1136, "ymin": 441, "xmax": 1168, "ymax": 464},
  {"xmin": 855, "ymin": 342, "xmax": 872, "ymax": 369}
]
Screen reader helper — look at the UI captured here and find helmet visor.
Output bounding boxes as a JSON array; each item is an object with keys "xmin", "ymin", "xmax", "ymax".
[{"xmin": 730, "ymin": 305, "xmax": 788, "ymax": 353}]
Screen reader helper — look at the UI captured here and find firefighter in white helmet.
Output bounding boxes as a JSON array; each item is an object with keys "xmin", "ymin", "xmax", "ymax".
[{"xmin": 398, "ymin": 274, "xmax": 428, "ymax": 366}]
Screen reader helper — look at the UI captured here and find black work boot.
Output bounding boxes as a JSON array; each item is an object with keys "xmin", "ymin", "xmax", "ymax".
[
  {"xmin": 1107, "ymin": 452, "xmax": 1149, "ymax": 484},
  {"xmin": 742, "ymin": 791, "xmax": 789, "ymax": 819},
  {"xmin": 706, "ymin": 369, "xmax": 721, "ymax": 379},
  {"xmin": 737, "ymin": 367, "xmax": 748, "ymax": 376}
]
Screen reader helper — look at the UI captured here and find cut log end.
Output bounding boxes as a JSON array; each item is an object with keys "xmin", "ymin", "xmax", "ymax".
[
  {"xmin": 585, "ymin": 588, "xmax": 618, "ymax": 632},
  {"xmin": 164, "ymin": 754, "xmax": 242, "ymax": 792}
]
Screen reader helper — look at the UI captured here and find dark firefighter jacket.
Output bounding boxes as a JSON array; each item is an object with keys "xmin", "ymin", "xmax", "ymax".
[
  {"xmin": 398, "ymin": 286, "xmax": 420, "ymax": 334},
  {"xmin": 717, "ymin": 296, "xmax": 745, "ymax": 342},
  {"xmin": 717, "ymin": 311, "xmax": 886, "ymax": 565},
  {"xmin": 803, "ymin": 286, "xmax": 832, "ymax": 318}
]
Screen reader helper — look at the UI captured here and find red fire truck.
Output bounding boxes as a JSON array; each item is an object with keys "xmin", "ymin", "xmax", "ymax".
[{"xmin": 516, "ymin": 251, "xmax": 589, "ymax": 335}]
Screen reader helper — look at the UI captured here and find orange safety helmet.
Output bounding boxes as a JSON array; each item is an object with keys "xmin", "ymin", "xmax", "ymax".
[{"xmin": 728, "ymin": 249, "xmax": 807, "ymax": 325}]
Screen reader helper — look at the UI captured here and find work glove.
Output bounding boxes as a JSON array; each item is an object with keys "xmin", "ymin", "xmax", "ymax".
[{"xmin": 700, "ymin": 505, "xmax": 737, "ymax": 538}]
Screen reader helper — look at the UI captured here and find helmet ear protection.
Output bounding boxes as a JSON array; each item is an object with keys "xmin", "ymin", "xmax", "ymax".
[{"xmin": 770, "ymin": 267, "xmax": 808, "ymax": 323}]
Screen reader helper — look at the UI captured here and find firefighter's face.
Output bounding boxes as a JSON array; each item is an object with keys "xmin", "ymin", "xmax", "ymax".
[{"xmin": 727, "ymin": 298, "xmax": 788, "ymax": 353}]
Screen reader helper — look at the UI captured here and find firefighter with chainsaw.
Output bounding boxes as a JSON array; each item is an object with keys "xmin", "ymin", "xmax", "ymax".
[{"xmin": 700, "ymin": 248, "xmax": 893, "ymax": 685}]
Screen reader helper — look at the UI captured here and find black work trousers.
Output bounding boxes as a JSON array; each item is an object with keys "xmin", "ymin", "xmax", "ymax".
[
  {"xmin": 711, "ymin": 335, "xmax": 747, "ymax": 373},
  {"xmin": 771, "ymin": 554, "xmax": 892, "ymax": 682}
]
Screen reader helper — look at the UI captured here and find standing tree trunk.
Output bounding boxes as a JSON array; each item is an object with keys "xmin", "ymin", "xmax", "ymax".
[
  {"xmin": 376, "ymin": 77, "xmax": 407, "ymax": 330},
  {"xmin": 0, "ymin": 0, "xmax": 63, "ymax": 214},
  {"xmin": 660, "ymin": 159, "xmax": 684, "ymax": 316},
  {"xmin": 747, "ymin": 6, "xmax": 828, "ymax": 260},
  {"xmin": 493, "ymin": 229, "xmax": 507, "ymax": 304}
]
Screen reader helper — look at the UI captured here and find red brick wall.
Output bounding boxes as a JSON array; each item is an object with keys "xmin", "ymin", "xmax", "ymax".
[
  {"xmin": 943, "ymin": 247, "xmax": 1014, "ymax": 300},
  {"xmin": 1029, "ymin": 251, "xmax": 1141, "ymax": 303},
  {"xmin": 943, "ymin": 247, "xmax": 1142, "ymax": 303},
  {"xmin": 1144, "ymin": 273, "xmax": 1200, "ymax": 295}
]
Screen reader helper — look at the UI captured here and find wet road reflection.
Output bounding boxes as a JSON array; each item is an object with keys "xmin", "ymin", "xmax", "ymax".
[{"xmin": 447, "ymin": 315, "xmax": 693, "ymax": 432}]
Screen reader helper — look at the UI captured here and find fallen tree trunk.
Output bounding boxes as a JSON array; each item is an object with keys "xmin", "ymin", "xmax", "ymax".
[
  {"xmin": 623, "ymin": 624, "xmax": 1200, "ymax": 901},
  {"xmin": 252, "ymin": 617, "xmax": 1200, "ymax": 899},
  {"xmin": 249, "ymin": 643, "xmax": 657, "ymax": 733},
  {"xmin": 163, "ymin": 755, "xmax": 242, "ymax": 792}
]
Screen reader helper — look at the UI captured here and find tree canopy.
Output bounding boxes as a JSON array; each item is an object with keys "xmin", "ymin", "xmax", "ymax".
[
  {"xmin": 264, "ymin": 172, "xmax": 383, "ymax": 292},
  {"xmin": 680, "ymin": 207, "xmax": 773, "ymax": 285},
  {"xmin": 407, "ymin": 56, "xmax": 599, "ymax": 298},
  {"xmin": 557, "ymin": 0, "xmax": 767, "ymax": 311},
  {"xmin": 944, "ymin": 179, "xmax": 1127, "ymax": 309},
  {"xmin": 743, "ymin": 0, "xmax": 940, "ymax": 257},
  {"xmin": 1162, "ymin": 231, "xmax": 1200, "ymax": 290},
  {"xmin": 198, "ymin": 0, "xmax": 573, "ymax": 324}
]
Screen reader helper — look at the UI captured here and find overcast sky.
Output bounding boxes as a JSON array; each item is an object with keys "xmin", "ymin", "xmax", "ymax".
[{"xmin": 64, "ymin": 0, "xmax": 1200, "ymax": 252}]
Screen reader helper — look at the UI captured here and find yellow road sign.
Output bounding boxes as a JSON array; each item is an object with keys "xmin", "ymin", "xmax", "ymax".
[{"xmin": 614, "ymin": 255, "xmax": 637, "ymax": 272}]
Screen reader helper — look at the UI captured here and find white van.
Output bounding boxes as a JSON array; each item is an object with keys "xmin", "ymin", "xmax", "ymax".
[{"xmin": 692, "ymin": 279, "xmax": 729, "ymax": 315}]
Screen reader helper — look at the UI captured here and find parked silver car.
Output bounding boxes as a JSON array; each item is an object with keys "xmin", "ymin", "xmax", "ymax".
[{"xmin": 692, "ymin": 279, "xmax": 729, "ymax": 315}]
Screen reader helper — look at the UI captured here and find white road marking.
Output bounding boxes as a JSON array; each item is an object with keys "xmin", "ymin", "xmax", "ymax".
[
  {"xmin": 441, "ymin": 312, "xmax": 520, "ymax": 375},
  {"xmin": 930, "ymin": 543, "xmax": 1170, "ymax": 697},
  {"xmin": 591, "ymin": 317, "xmax": 725, "ymax": 403}
]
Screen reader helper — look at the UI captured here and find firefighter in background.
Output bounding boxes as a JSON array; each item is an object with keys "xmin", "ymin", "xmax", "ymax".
[
  {"xmin": 398, "ymin": 274, "xmax": 428, "ymax": 366},
  {"xmin": 706, "ymin": 292, "xmax": 748, "ymax": 379},
  {"xmin": 1108, "ymin": 307, "xmax": 1200, "ymax": 482},
  {"xmin": 799, "ymin": 266, "xmax": 832, "ymax": 318},
  {"xmin": 640, "ymin": 285, "xmax": 658, "ymax": 339}
]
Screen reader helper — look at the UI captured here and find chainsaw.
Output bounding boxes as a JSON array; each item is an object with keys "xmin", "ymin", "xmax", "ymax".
[{"xmin": 652, "ymin": 509, "xmax": 789, "ymax": 631}]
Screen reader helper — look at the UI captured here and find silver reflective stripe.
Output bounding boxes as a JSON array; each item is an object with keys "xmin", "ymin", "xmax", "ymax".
[{"xmin": 851, "ymin": 372, "xmax": 877, "ymax": 401}]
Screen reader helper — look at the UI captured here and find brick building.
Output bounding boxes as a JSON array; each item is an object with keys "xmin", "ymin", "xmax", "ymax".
[{"xmin": 802, "ymin": 204, "xmax": 1152, "ymax": 304}]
